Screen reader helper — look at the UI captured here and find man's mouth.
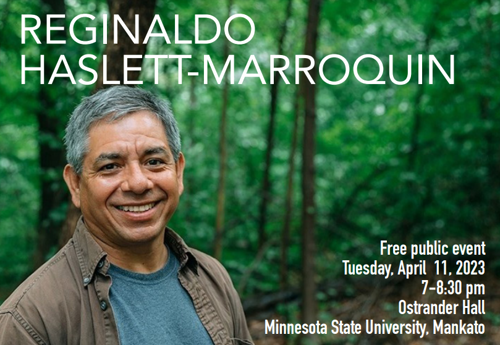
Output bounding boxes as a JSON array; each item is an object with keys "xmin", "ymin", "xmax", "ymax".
[{"xmin": 116, "ymin": 202, "xmax": 156, "ymax": 213}]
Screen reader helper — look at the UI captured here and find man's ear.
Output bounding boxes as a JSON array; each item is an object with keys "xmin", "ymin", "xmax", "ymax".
[
  {"xmin": 63, "ymin": 165, "xmax": 81, "ymax": 208},
  {"xmin": 176, "ymin": 152, "xmax": 185, "ymax": 195}
]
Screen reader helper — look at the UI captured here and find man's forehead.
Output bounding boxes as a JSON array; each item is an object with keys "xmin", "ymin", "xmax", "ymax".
[
  {"xmin": 87, "ymin": 112, "xmax": 168, "ymax": 141},
  {"xmin": 83, "ymin": 111, "xmax": 174, "ymax": 163}
]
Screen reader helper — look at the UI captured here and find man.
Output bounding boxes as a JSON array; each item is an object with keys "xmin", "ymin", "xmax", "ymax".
[{"xmin": 0, "ymin": 86, "xmax": 253, "ymax": 345}]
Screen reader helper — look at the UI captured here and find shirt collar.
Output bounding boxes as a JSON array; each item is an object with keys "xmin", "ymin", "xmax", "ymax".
[
  {"xmin": 72, "ymin": 218, "xmax": 107, "ymax": 287},
  {"xmin": 164, "ymin": 227, "xmax": 199, "ymax": 274},
  {"xmin": 72, "ymin": 217, "xmax": 199, "ymax": 286}
]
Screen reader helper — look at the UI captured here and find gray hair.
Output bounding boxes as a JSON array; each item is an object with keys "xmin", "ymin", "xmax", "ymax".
[{"xmin": 64, "ymin": 86, "xmax": 181, "ymax": 174}]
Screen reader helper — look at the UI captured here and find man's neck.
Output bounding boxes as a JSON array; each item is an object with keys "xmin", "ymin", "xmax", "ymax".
[{"xmin": 92, "ymin": 234, "xmax": 169, "ymax": 273}]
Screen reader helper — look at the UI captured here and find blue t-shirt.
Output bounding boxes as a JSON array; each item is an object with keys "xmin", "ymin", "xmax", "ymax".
[{"xmin": 108, "ymin": 248, "xmax": 214, "ymax": 345}]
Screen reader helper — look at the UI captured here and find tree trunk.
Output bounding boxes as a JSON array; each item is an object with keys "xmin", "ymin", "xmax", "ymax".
[
  {"xmin": 33, "ymin": 0, "xmax": 68, "ymax": 269},
  {"xmin": 257, "ymin": 0, "xmax": 294, "ymax": 251},
  {"xmin": 181, "ymin": 72, "xmax": 198, "ymax": 226},
  {"xmin": 213, "ymin": 0, "xmax": 234, "ymax": 261},
  {"xmin": 280, "ymin": 88, "xmax": 301, "ymax": 292},
  {"xmin": 401, "ymin": 8, "xmax": 437, "ymax": 243},
  {"xmin": 407, "ymin": 9, "xmax": 437, "ymax": 172},
  {"xmin": 59, "ymin": 0, "xmax": 157, "ymax": 246},
  {"xmin": 300, "ymin": 0, "xmax": 322, "ymax": 341},
  {"xmin": 480, "ymin": 0, "xmax": 492, "ymax": 179},
  {"xmin": 479, "ymin": 0, "xmax": 497, "ymax": 228},
  {"xmin": 94, "ymin": 0, "xmax": 157, "ymax": 89}
]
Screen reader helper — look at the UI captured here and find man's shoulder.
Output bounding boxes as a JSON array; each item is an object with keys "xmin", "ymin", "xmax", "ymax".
[
  {"xmin": 0, "ymin": 241, "xmax": 78, "ymax": 313},
  {"xmin": 182, "ymin": 247, "xmax": 252, "ymax": 343},
  {"xmin": 165, "ymin": 228, "xmax": 233, "ymax": 285},
  {"xmin": 189, "ymin": 248, "xmax": 229, "ymax": 275},
  {"xmin": 185, "ymin": 247, "xmax": 236, "ymax": 292},
  {"xmin": 0, "ymin": 240, "xmax": 88, "ymax": 344}
]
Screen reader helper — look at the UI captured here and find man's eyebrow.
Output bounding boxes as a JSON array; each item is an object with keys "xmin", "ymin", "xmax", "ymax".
[
  {"xmin": 94, "ymin": 153, "xmax": 121, "ymax": 164},
  {"xmin": 144, "ymin": 147, "xmax": 169, "ymax": 156}
]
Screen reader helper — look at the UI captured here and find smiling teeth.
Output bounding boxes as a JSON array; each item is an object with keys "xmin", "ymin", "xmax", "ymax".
[{"xmin": 117, "ymin": 203, "xmax": 155, "ymax": 213}]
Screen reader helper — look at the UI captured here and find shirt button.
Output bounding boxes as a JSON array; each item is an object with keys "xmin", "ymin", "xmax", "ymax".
[
  {"xmin": 97, "ymin": 260, "xmax": 104, "ymax": 268},
  {"xmin": 83, "ymin": 277, "xmax": 91, "ymax": 284},
  {"xmin": 100, "ymin": 301, "xmax": 108, "ymax": 311}
]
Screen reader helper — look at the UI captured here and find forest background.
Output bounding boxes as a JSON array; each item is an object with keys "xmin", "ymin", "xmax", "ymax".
[{"xmin": 0, "ymin": 0, "xmax": 499, "ymax": 344}]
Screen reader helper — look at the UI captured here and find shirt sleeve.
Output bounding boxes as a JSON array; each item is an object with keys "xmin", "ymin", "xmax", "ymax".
[
  {"xmin": 226, "ymin": 283, "xmax": 253, "ymax": 345},
  {"xmin": 0, "ymin": 311, "xmax": 46, "ymax": 345},
  {"xmin": 189, "ymin": 248, "xmax": 254, "ymax": 344},
  {"xmin": 212, "ymin": 259, "xmax": 253, "ymax": 344}
]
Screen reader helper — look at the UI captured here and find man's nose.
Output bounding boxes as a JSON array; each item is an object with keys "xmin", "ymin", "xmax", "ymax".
[{"xmin": 121, "ymin": 164, "xmax": 153, "ymax": 194}]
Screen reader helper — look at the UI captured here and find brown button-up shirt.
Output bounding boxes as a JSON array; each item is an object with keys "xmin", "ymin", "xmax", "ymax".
[{"xmin": 0, "ymin": 219, "xmax": 252, "ymax": 345}]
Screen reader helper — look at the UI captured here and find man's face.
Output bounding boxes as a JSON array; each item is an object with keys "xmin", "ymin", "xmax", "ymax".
[{"xmin": 63, "ymin": 111, "xmax": 184, "ymax": 248}]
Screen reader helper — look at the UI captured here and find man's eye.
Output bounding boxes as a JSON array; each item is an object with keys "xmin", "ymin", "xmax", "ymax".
[
  {"xmin": 101, "ymin": 163, "xmax": 117, "ymax": 171},
  {"xmin": 147, "ymin": 159, "xmax": 163, "ymax": 166}
]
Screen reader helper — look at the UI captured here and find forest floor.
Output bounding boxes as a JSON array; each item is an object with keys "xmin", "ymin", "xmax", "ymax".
[{"xmin": 249, "ymin": 270, "xmax": 500, "ymax": 345}]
